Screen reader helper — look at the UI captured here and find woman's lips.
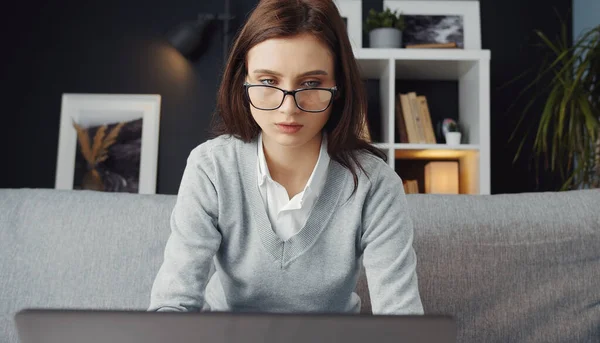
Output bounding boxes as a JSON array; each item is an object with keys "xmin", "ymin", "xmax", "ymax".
[{"xmin": 275, "ymin": 123, "xmax": 303, "ymax": 134}]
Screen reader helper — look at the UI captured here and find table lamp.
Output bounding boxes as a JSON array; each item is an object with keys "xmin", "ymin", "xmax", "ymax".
[{"xmin": 424, "ymin": 161, "xmax": 459, "ymax": 194}]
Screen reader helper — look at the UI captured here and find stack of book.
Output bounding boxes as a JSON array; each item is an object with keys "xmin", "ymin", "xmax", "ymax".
[
  {"xmin": 395, "ymin": 92, "xmax": 437, "ymax": 144},
  {"xmin": 403, "ymin": 180, "xmax": 419, "ymax": 194}
]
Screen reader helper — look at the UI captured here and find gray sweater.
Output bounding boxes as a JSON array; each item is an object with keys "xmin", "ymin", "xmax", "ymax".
[{"xmin": 148, "ymin": 135, "xmax": 424, "ymax": 315}]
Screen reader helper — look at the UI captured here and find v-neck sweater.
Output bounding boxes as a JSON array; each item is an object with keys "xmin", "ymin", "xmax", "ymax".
[
  {"xmin": 256, "ymin": 132, "xmax": 331, "ymax": 241},
  {"xmin": 148, "ymin": 135, "xmax": 424, "ymax": 315}
]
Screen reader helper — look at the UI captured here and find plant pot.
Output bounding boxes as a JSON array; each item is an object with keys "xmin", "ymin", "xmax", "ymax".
[
  {"xmin": 369, "ymin": 28, "xmax": 402, "ymax": 48},
  {"xmin": 445, "ymin": 132, "xmax": 462, "ymax": 146}
]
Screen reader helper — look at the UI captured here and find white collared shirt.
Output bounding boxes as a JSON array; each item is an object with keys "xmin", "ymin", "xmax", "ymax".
[{"xmin": 257, "ymin": 133, "xmax": 330, "ymax": 241}]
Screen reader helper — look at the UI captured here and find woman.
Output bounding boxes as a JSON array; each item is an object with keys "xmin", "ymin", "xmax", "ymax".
[{"xmin": 148, "ymin": 0, "xmax": 424, "ymax": 315}]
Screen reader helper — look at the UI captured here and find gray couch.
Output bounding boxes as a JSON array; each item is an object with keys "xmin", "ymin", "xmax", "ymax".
[{"xmin": 1, "ymin": 188, "xmax": 599, "ymax": 342}]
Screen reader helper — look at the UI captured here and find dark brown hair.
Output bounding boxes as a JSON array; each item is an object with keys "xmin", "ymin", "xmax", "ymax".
[{"xmin": 212, "ymin": 0, "xmax": 387, "ymax": 188}]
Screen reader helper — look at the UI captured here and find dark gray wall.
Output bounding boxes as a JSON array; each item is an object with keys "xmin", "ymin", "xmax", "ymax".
[
  {"xmin": 483, "ymin": 0, "xmax": 572, "ymax": 193},
  {"xmin": 1, "ymin": 0, "xmax": 571, "ymax": 194},
  {"xmin": 2, "ymin": 0, "xmax": 258, "ymax": 194}
]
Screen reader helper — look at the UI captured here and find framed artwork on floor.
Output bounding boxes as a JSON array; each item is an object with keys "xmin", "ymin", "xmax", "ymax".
[{"xmin": 55, "ymin": 93, "xmax": 161, "ymax": 194}]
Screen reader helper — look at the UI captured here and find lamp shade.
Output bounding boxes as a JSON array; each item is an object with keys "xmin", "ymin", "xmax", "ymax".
[
  {"xmin": 424, "ymin": 161, "xmax": 459, "ymax": 194},
  {"xmin": 166, "ymin": 17, "xmax": 213, "ymax": 57}
]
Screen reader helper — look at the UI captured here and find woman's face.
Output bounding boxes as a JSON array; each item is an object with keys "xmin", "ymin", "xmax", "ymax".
[{"xmin": 246, "ymin": 33, "xmax": 335, "ymax": 149}]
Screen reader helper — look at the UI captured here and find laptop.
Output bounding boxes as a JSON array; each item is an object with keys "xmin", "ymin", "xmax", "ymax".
[{"xmin": 15, "ymin": 309, "xmax": 456, "ymax": 343}]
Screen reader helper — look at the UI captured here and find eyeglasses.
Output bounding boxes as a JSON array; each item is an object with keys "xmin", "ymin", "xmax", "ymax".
[{"xmin": 244, "ymin": 82, "xmax": 337, "ymax": 113}]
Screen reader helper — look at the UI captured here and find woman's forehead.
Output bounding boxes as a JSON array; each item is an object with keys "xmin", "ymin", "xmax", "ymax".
[{"xmin": 246, "ymin": 34, "xmax": 334, "ymax": 76}]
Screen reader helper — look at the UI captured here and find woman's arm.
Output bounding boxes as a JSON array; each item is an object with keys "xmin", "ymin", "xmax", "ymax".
[
  {"xmin": 360, "ymin": 164, "xmax": 424, "ymax": 315},
  {"xmin": 148, "ymin": 147, "xmax": 222, "ymax": 312}
]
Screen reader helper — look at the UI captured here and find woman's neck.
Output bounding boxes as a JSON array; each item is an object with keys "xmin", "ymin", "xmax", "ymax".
[{"xmin": 261, "ymin": 133, "xmax": 323, "ymax": 198}]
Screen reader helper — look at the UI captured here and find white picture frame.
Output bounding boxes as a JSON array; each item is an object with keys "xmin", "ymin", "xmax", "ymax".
[
  {"xmin": 55, "ymin": 93, "xmax": 161, "ymax": 194},
  {"xmin": 383, "ymin": 0, "xmax": 481, "ymax": 49},
  {"xmin": 333, "ymin": 0, "xmax": 363, "ymax": 52}
]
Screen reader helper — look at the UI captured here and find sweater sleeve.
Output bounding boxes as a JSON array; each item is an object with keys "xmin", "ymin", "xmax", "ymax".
[
  {"xmin": 148, "ymin": 146, "xmax": 222, "ymax": 312},
  {"xmin": 360, "ymin": 163, "xmax": 424, "ymax": 315}
]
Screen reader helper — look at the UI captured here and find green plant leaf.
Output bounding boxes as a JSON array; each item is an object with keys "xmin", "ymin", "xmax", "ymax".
[
  {"xmin": 579, "ymin": 94, "xmax": 600, "ymax": 138},
  {"xmin": 505, "ymin": 16, "xmax": 599, "ymax": 190}
]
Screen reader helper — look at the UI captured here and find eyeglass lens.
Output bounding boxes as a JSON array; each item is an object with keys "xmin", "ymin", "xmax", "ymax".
[{"xmin": 247, "ymin": 86, "xmax": 332, "ymax": 111}]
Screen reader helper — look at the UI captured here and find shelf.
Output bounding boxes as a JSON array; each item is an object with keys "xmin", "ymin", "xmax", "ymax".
[
  {"xmin": 393, "ymin": 143, "xmax": 479, "ymax": 150},
  {"xmin": 355, "ymin": 48, "xmax": 490, "ymax": 61},
  {"xmin": 359, "ymin": 46, "xmax": 491, "ymax": 194},
  {"xmin": 373, "ymin": 143, "xmax": 480, "ymax": 160},
  {"xmin": 355, "ymin": 49, "xmax": 490, "ymax": 80}
]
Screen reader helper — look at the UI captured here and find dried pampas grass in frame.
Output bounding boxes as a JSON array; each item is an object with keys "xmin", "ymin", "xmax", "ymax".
[
  {"xmin": 55, "ymin": 94, "xmax": 161, "ymax": 194},
  {"xmin": 72, "ymin": 120, "xmax": 125, "ymax": 191}
]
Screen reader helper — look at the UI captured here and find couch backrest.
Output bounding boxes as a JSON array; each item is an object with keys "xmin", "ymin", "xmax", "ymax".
[
  {"xmin": 0, "ymin": 189, "xmax": 175, "ymax": 343},
  {"xmin": 404, "ymin": 190, "xmax": 600, "ymax": 342},
  {"xmin": 1, "ymin": 188, "xmax": 599, "ymax": 343}
]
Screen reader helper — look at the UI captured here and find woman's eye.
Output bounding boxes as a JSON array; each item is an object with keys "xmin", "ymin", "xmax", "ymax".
[
  {"xmin": 302, "ymin": 80, "xmax": 321, "ymax": 88},
  {"xmin": 260, "ymin": 79, "xmax": 276, "ymax": 85}
]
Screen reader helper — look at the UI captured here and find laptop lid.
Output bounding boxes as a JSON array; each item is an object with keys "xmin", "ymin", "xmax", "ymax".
[{"xmin": 15, "ymin": 309, "xmax": 456, "ymax": 343}]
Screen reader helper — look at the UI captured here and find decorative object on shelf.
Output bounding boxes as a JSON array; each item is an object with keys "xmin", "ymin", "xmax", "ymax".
[
  {"xmin": 425, "ymin": 161, "xmax": 459, "ymax": 194},
  {"xmin": 333, "ymin": 0, "xmax": 363, "ymax": 51},
  {"xmin": 55, "ymin": 94, "xmax": 161, "ymax": 194},
  {"xmin": 507, "ymin": 17, "xmax": 599, "ymax": 190},
  {"xmin": 396, "ymin": 92, "xmax": 436, "ymax": 144},
  {"xmin": 365, "ymin": 8, "xmax": 405, "ymax": 48},
  {"xmin": 441, "ymin": 118, "xmax": 461, "ymax": 145},
  {"xmin": 383, "ymin": 1, "xmax": 481, "ymax": 49}
]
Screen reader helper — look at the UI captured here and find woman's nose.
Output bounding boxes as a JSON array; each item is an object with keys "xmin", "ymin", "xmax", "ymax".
[{"xmin": 278, "ymin": 92, "xmax": 299, "ymax": 114}]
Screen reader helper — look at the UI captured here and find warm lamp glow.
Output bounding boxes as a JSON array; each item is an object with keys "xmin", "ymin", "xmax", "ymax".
[{"xmin": 425, "ymin": 161, "xmax": 459, "ymax": 194}]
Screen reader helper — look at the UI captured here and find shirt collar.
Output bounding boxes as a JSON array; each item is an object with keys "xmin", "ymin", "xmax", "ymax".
[
  {"xmin": 303, "ymin": 133, "xmax": 330, "ymax": 197},
  {"xmin": 256, "ymin": 132, "xmax": 330, "ymax": 197},
  {"xmin": 257, "ymin": 133, "xmax": 270, "ymax": 186}
]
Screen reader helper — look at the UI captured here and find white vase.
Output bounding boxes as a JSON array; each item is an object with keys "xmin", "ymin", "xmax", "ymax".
[
  {"xmin": 369, "ymin": 28, "xmax": 402, "ymax": 48},
  {"xmin": 445, "ymin": 132, "xmax": 462, "ymax": 146}
]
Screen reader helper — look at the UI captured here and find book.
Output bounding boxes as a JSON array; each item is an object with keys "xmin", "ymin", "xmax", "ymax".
[
  {"xmin": 417, "ymin": 96, "xmax": 437, "ymax": 144},
  {"xmin": 407, "ymin": 92, "xmax": 428, "ymax": 144},
  {"xmin": 403, "ymin": 179, "xmax": 419, "ymax": 194},
  {"xmin": 395, "ymin": 93, "xmax": 409, "ymax": 143},
  {"xmin": 399, "ymin": 93, "xmax": 420, "ymax": 143}
]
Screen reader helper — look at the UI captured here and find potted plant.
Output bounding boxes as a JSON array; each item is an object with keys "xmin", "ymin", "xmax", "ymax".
[
  {"xmin": 507, "ymin": 16, "xmax": 599, "ymax": 190},
  {"xmin": 365, "ymin": 8, "xmax": 405, "ymax": 48},
  {"xmin": 443, "ymin": 119, "xmax": 462, "ymax": 145}
]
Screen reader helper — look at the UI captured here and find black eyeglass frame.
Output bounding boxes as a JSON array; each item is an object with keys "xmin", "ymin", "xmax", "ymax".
[{"xmin": 243, "ymin": 82, "xmax": 338, "ymax": 113}]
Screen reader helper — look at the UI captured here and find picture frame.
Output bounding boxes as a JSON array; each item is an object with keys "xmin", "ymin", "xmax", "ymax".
[
  {"xmin": 333, "ymin": 0, "xmax": 363, "ymax": 51},
  {"xmin": 383, "ymin": 0, "xmax": 481, "ymax": 49},
  {"xmin": 55, "ymin": 93, "xmax": 161, "ymax": 194}
]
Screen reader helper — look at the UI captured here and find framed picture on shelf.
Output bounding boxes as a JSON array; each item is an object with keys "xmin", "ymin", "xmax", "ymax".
[
  {"xmin": 55, "ymin": 93, "xmax": 161, "ymax": 194},
  {"xmin": 383, "ymin": 0, "xmax": 481, "ymax": 49},
  {"xmin": 333, "ymin": 0, "xmax": 363, "ymax": 51}
]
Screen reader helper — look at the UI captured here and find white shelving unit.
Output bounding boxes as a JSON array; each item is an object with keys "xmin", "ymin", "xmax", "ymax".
[{"xmin": 355, "ymin": 48, "xmax": 491, "ymax": 194}]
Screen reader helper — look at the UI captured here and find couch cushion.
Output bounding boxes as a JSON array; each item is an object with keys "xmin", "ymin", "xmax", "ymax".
[
  {"xmin": 0, "ymin": 189, "xmax": 176, "ymax": 342},
  {"xmin": 404, "ymin": 190, "xmax": 600, "ymax": 342},
  {"xmin": 1, "ymin": 188, "xmax": 599, "ymax": 343}
]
